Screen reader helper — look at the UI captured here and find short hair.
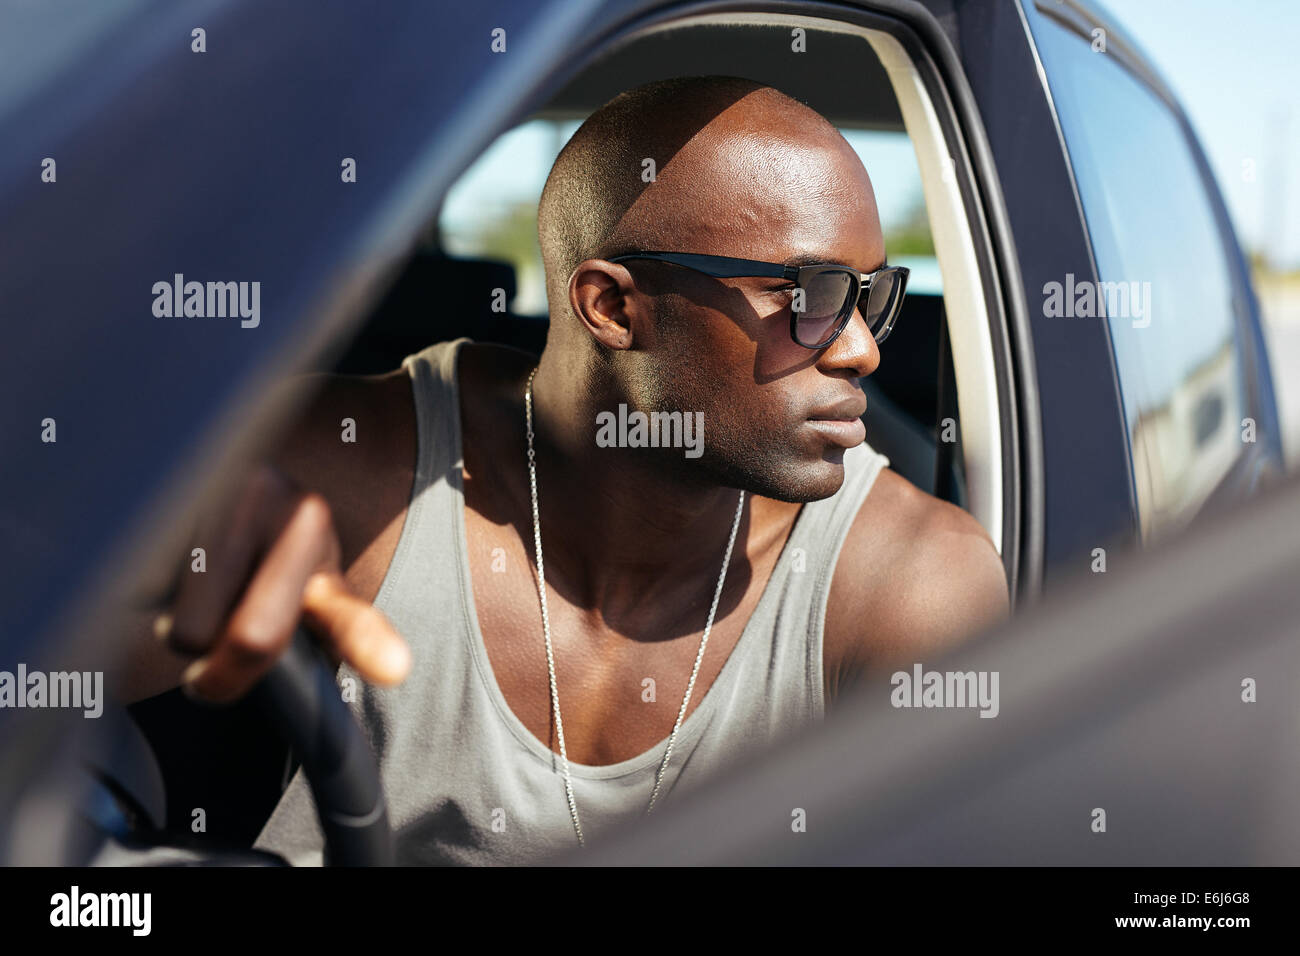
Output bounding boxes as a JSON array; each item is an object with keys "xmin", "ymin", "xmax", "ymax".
[{"xmin": 537, "ymin": 75, "xmax": 819, "ymax": 314}]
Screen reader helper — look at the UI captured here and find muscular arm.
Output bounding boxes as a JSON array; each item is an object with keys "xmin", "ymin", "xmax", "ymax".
[
  {"xmin": 823, "ymin": 468, "xmax": 1009, "ymax": 711},
  {"xmin": 268, "ymin": 369, "xmax": 416, "ymax": 602},
  {"xmin": 113, "ymin": 368, "xmax": 415, "ymax": 704}
]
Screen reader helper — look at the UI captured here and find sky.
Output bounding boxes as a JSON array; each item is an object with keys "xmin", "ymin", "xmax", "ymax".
[{"xmin": 1101, "ymin": 0, "xmax": 1300, "ymax": 269}]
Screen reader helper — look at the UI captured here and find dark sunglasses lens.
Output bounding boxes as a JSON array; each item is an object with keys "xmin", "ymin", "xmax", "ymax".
[
  {"xmin": 863, "ymin": 269, "xmax": 906, "ymax": 342},
  {"xmin": 795, "ymin": 270, "xmax": 855, "ymax": 347}
]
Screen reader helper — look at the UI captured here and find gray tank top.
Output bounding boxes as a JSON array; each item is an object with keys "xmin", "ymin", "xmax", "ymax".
[{"xmin": 253, "ymin": 337, "xmax": 889, "ymax": 865}]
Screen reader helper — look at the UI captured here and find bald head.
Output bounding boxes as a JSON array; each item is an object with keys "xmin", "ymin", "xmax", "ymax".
[
  {"xmin": 538, "ymin": 76, "xmax": 865, "ymax": 317},
  {"xmin": 533, "ymin": 75, "xmax": 885, "ymax": 504}
]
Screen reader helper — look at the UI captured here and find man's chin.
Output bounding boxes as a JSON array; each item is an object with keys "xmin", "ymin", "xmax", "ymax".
[
  {"xmin": 736, "ymin": 456, "xmax": 847, "ymax": 503},
  {"xmin": 684, "ymin": 437, "xmax": 852, "ymax": 502}
]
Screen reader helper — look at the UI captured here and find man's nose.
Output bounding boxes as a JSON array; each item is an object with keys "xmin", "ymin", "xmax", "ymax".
[{"xmin": 817, "ymin": 306, "xmax": 880, "ymax": 379}]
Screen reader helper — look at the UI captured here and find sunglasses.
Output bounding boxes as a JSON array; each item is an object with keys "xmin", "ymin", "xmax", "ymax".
[{"xmin": 607, "ymin": 251, "xmax": 909, "ymax": 349}]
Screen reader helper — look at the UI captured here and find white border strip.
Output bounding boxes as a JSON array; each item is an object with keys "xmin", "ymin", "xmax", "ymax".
[{"xmin": 866, "ymin": 30, "xmax": 1003, "ymax": 552}]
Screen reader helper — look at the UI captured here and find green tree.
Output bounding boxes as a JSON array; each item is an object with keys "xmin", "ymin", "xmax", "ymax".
[{"xmin": 886, "ymin": 192, "xmax": 935, "ymax": 257}]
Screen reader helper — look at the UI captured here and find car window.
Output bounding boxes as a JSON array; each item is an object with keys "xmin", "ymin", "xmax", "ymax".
[
  {"xmin": 1029, "ymin": 17, "xmax": 1250, "ymax": 540},
  {"xmin": 438, "ymin": 120, "xmax": 942, "ymax": 316}
]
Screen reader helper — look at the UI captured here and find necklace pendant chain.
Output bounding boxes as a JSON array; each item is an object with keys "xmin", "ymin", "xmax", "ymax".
[{"xmin": 524, "ymin": 366, "xmax": 745, "ymax": 848}]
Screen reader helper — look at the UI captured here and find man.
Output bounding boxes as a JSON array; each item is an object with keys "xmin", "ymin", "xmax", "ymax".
[{"xmin": 124, "ymin": 76, "xmax": 1008, "ymax": 864}]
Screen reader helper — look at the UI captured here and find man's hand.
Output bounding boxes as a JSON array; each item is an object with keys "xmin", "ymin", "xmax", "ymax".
[{"xmin": 150, "ymin": 462, "xmax": 411, "ymax": 704}]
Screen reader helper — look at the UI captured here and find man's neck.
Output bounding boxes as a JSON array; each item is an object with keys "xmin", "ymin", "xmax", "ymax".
[
  {"xmin": 461, "ymin": 342, "xmax": 799, "ymax": 620},
  {"xmin": 528, "ymin": 355, "xmax": 754, "ymax": 603}
]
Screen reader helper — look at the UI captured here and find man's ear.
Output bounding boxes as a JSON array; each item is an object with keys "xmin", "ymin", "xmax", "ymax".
[{"xmin": 567, "ymin": 259, "xmax": 641, "ymax": 351}]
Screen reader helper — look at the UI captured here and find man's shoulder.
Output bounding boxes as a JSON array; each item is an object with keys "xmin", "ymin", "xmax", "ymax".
[
  {"xmin": 265, "ymin": 366, "xmax": 417, "ymax": 582},
  {"xmin": 272, "ymin": 339, "xmax": 532, "ymax": 498},
  {"xmin": 824, "ymin": 466, "xmax": 1009, "ymax": 696},
  {"xmin": 268, "ymin": 367, "xmax": 414, "ymax": 484},
  {"xmin": 848, "ymin": 466, "xmax": 991, "ymax": 556}
]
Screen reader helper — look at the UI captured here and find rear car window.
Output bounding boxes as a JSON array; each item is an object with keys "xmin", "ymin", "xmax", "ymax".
[{"xmin": 1029, "ymin": 16, "xmax": 1251, "ymax": 540}]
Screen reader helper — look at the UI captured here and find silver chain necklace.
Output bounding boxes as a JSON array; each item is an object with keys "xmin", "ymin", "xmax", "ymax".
[{"xmin": 524, "ymin": 366, "xmax": 745, "ymax": 847}]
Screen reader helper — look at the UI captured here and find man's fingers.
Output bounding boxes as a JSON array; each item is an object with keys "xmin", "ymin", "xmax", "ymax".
[
  {"xmin": 182, "ymin": 543, "xmax": 410, "ymax": 704},
  {"xmin": 167, "ymin": 467, "xmax": 293, "ymax": 656},
  {"xmin": 165, "ymin": 462, "xmax": 410, "ymax": 705},
  {"xmin": 301, "ymin": 571, "xmax": 412, "ymax": 686},
  {"xmin": 181, "ymin": 490, "xmax": 346, "ymax": 703}
]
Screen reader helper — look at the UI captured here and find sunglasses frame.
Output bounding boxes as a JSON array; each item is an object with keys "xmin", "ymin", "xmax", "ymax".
[{"xmin": 607, "ymin": 251, "xmax": 909, "ymax": 349}]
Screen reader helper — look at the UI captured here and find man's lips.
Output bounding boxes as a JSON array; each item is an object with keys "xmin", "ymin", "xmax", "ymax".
[
  {"xmin": 805, "ymin": 418, "xmax": 867, "ymax": 447},
  {"xmin": 807, "ymin": 393, "xmax": 868, "ymax": 422},
  {"xmin": 805, "ymin": 393, "xmax": 868, "ymax": 448}
]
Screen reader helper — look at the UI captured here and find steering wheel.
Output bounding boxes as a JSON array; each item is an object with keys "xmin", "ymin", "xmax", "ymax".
[
  {"xmin": 74, "ymin": 625, "xmax": 393, "ymax": 866},
  {"xmin": 247, "ymin": 626, "xmax": 393, "ymax": 865}
]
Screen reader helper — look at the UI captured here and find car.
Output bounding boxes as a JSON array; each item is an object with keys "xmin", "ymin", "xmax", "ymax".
[{"xmin": 0, "ymin": 0, "xmax": 1287, "ymax": 864}]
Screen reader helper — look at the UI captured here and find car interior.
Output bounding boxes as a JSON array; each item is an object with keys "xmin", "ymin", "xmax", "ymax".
[{"xmin": 127, "ymin": 15, "xmax": 1005, "ymax": 851}]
